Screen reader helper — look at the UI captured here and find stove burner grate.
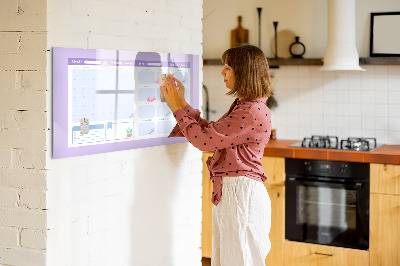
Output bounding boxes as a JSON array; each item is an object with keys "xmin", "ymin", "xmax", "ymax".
[
  {"xmin": 298, "ymin": 136, "xmax": 378, "ymax": 151},
  {"xmin": 340, "ymin": 137, "xmax": 377, "ymax": 151},
  {"xmin": 301, "ymin": 135, "xmax": 339, "ymax": 149}
]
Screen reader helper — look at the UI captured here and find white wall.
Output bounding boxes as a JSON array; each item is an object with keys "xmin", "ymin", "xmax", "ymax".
[
  {"xmin": 204, "ymin": 64, "xmax": 400, "ymax": 145},
  {"xmin": 0, "ymin": 0, "xmax": 48, "ymax": 265},
  {"xmin": 46, "ymin": 0, "xmax": 203, "ymax": 266},
  {"xmin": 203, "ymin": 0, "xmax": 326, "ymax": 59},
  {"xmin": 203, "ymin": 0, "xmax": 400, "ymax": 58},
  {"xmin": 271, "ymin": 65, "xmax": 400, "ymax": 144},
  {"xmin": 203, "ymin": 0, "xmax": 400, "ymax": 145}
]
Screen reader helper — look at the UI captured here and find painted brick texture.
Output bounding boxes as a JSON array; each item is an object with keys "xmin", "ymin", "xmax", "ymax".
[
  {"xmin": 0, "ymin": 187, "xmax": 19, "ymax": 208},
  {"xmin": 21, "ymin": 229, "xmax": 47, "ymax": 250},
  {"xmin": 46, "ymin": 0, "xmax": 203, "ymax": 265},
  {"xmin": 0, "ymin": 169, "xmax": 47, "ymax": 189},
  {"xmin": 0, "ymin": 0, "xmax": 48, "ymax": 265},
  {"xmin": 0, "ymin": 227, "xmax": 19, "ymax": 247},
  {"xmin": 0, "ymin": 0, "xmax": 46, "ymax": 32}
]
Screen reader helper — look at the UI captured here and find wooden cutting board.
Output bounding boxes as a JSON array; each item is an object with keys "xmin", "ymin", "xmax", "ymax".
[
  {"xmin": 270, "ymin": 29, "xmax": 296, "ymax": 58},
  {"xmin": 231, "ymin": 16, "xmax": 249, "ymax": 48}
]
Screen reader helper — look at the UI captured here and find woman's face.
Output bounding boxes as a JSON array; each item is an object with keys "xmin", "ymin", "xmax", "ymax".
[{"xmin": 220, "ymin": 64, "xmax": 235, "ymax": 89}]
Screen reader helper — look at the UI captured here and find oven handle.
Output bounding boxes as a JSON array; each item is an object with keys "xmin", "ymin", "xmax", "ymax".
[
  {"xmin": 314, "ymin": 252, "xmax": 335, "ymax": 257},
  {"xmin": 286, "ymin": 177, "xmax": 364, "ymax": 189}
]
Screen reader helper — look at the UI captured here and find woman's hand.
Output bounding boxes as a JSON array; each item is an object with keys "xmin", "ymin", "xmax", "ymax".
[
  {"xmin": 160, "ymin": 77, "xmax": 184, "ymax": 113},
  {"xmin": 173, "ymin": 77, "xmax": 187, "ymax": 108}
]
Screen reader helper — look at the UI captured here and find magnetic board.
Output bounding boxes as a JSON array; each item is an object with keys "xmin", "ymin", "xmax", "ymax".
[{"xmin": 52, "ymin": 47, "xmax": 200, "ymax": 159}]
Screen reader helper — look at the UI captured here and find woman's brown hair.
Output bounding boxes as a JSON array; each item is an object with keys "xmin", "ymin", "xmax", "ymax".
[{"xmin": 221, "ymin": 44, "xmax": 273, "ymax": 99}]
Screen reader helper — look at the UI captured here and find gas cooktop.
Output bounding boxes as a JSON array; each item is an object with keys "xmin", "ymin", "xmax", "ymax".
[{"xmin": 289, "ymin": 135, "xmax": 383, "ymax": 151}]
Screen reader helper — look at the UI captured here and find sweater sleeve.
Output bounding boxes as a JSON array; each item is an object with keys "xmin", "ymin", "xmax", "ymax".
[
  {"xmin": 168, "ymin": 104, "xmax": 210, "ymax": 137},
  {"xmin": 172, "ymin": 106, "xmax": 257, "ymax": 152}
]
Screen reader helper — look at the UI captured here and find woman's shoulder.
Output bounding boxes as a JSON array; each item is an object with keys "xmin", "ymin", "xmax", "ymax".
[
  {"xmin": 229, "ymin": 99, "xmax": 269, "ymax": 122},
  {"xmin": 246, "ymin": 99, "xmax": 271, "ymax": 121},
  {"xmin": 240, "ymin": 98, "xmax": 269, "ymax": 111}
]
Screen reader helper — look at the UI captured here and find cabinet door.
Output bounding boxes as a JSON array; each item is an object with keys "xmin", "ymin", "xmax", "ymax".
[
  {"xmin": 284, "ymin": 241, "xmax": 369, "ymax": 266},
  {"xmin": 370, "ymin": 163, "xmax": 400, "ymax": 195},
  {"xmin": 261, "ymin": 156, "xmax": 285, "ymax": 185},
  {"xmin": 370, "ymin": 193, "xmax": 400, "ymax": 266},
  {"xmin": 202, "ymin": 152, "xmax": 213, "ymax": 258},
  {"xmin": 264, "ymin": 184, "xmax": 284, "ymax": 266}
]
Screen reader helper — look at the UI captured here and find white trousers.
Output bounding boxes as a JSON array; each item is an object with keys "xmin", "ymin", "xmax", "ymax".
[{"xmin": 212, "ymin": 176, "xmax": 271, "ymax": 266}]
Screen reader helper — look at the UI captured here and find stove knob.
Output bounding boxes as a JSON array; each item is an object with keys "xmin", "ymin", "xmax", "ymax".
[
  {"xmin": 305, "ymin": 162, "xmax": 312, "ymax": 171},
  {"xmin": 340, "ymin": 164, "xmax": 347, "ymax": 174}
]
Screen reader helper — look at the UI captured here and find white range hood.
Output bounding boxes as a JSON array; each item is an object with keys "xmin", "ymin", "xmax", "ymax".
[{"xmin": 320, "ymin": 0, "xmax": 365, "ymax": 71}]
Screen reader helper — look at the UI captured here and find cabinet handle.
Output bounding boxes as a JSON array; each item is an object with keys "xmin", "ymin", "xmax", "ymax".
[{"xmin": 314, "ymin": 252, "xmax": 335, "ymax": 257}]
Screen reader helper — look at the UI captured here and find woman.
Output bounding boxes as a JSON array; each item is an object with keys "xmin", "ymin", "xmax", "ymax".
[{"xmin": 162, "ymin": 44, "xmax": 273, "ymax": 266}]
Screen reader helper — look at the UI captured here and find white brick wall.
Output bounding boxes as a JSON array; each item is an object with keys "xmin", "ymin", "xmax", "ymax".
[
  {"xmin": 21, "ymin": 229, "xmax": 47, "ymax": 250},
  {"xmin": 46, "ymin": 1, "xmax": 203, "ymax": 266},
  {"xmin": 0, "ymin": 169, "xmax": 47, "ymax": 189},
  {"xmin": 0, "ymin": 248, "xmax": 46, "ymax": 266},
  {"xmin": 0, "ymin": 0, "xmax": 48, "ymax": 265},
  {"xmin": 3, "ymin": 0, "xmax": 203, "ymax": 264},
  {"xmin": 0, "ymin": 227, "xmax": 19, "ymax": 247},
  {"xmin": 0, "ymin": 187, "xmax": 19, "ymax": 208}
]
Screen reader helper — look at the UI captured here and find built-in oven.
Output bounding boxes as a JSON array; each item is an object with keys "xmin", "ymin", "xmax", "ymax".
[{"xmin": 285, "ymin": 158, "xmax": 370, "ymax": 250}]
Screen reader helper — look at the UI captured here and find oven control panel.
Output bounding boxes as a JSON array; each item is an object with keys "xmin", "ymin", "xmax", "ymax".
[
  {"xmin": 318, "ymin": 162, "xmax": 332, "ymax": 173},
  {"xmin": 286, "ymin": 158, "xmax": 369, "ymax": 180}
]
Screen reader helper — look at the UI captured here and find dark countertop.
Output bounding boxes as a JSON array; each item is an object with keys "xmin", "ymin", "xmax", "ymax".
[{"xmin": 263, "ymin": 139, "xmax": 400, "ymax": 165}]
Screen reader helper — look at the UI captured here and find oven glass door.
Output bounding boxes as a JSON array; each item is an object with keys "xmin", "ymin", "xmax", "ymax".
[
  {"xmin": 286, "ymin": 179, "xmax": 369, "ymax": 250},
  {"xmin": 298, "ymin": 185, "xmax": 356, "ymax": 230}
]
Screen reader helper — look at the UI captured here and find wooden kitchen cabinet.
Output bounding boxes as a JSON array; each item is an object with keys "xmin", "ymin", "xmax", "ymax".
[
  {"xmin": 202, "ymin": 152, "xmax": 213, "ymax": 258},
  {"xmin": 262, "ymin": 156, "xmax": 285, "ymax": 266},
  {"xmin": 284, "ymin": 241, "xmax": 369, "ymax": 266},
  {"xmin": 264, "ymin": 184, "xmax": 285, "ymax": 266},
  {"xmin": 261, "ymin": 156, "xmax": 285, "ymax": 186},
  {"xmin": 370, "ymin": 163, "xmax": 400, "ymax": 195},
  {"xmin": 370, "ymin": 163, "xmax": 400, "ymax": 266},
  {"xmin": 201, "ymin": 154, "xmax": 286, "ymax": 266},
  {"xmin": 370, "ymin": 193, "xmax": 400, "ymax": 266}
]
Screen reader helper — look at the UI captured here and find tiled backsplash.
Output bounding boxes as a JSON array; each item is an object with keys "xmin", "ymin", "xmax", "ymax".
[{"xmin": 203, "ymin": 65, "xmax": 400, "ymax": 145}]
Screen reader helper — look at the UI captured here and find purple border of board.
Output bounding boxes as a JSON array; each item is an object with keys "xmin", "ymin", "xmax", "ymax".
[{"xmin": 52, "ymin": 47, "xmax": 200, "ymax": 159}]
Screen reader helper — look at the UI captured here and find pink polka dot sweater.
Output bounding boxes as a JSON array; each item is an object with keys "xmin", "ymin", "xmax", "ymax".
[{"xmin": 169, "ymin": 97, "xmax": 272, "ymax": 206}]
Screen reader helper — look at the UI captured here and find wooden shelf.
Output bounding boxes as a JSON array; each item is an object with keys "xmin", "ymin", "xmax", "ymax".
[
  {"xmin": 203, "ymin": 58, "xmax": 323, "ymax": 67},
  {"xmin": 202, "ymin": 59, "xmax": 223, "ymax": 66},
  {"xmin": 268, "ymin": 58, "xmax": 323, "ymax": 67},
  {"xmin": 203, "ymin": 57, "xmax": 400, "ymax": 67},
  {"xmin": 359, "ymin": 57, "xmax": 400, "ymax": 65}
]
